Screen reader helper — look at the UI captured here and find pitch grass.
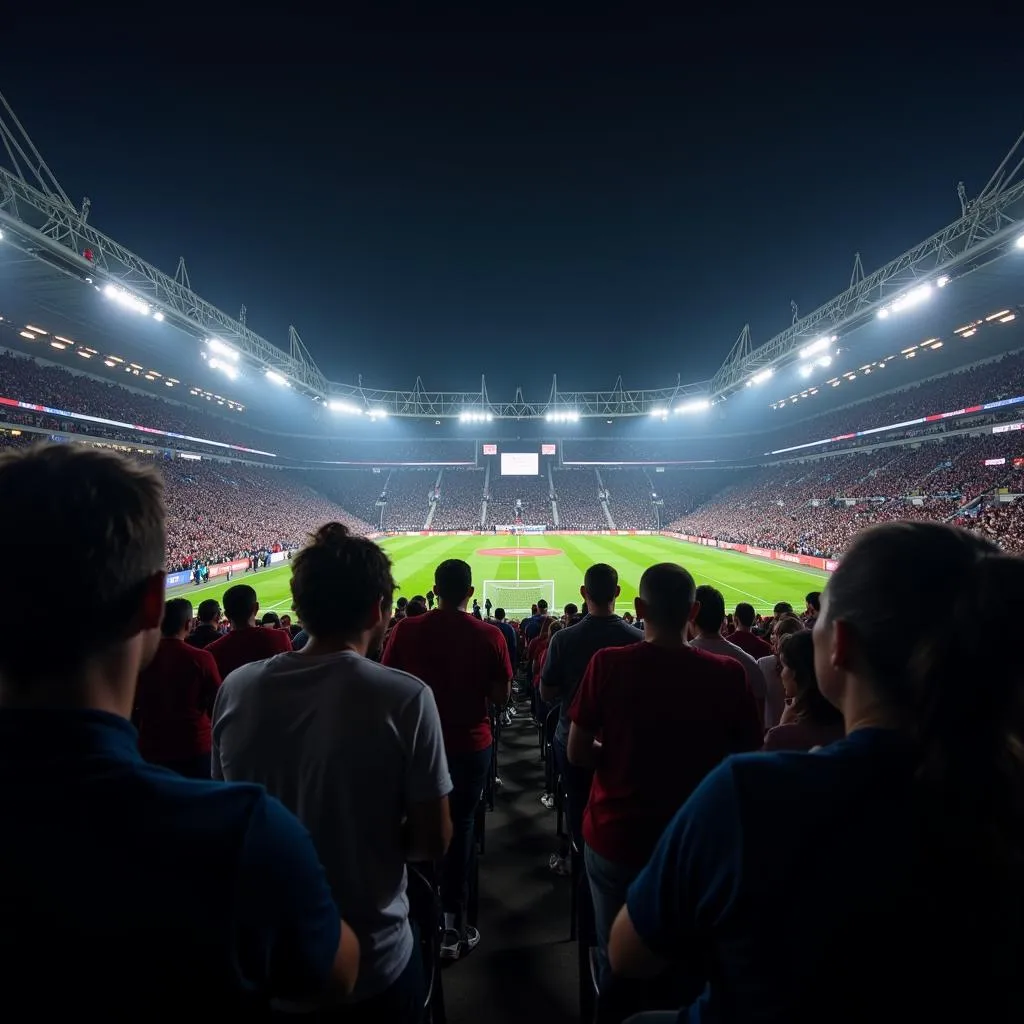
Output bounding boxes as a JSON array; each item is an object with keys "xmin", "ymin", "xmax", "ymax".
[{"xmin": 170, "ymin": 534, "xmax": 829, "ymax": 620}]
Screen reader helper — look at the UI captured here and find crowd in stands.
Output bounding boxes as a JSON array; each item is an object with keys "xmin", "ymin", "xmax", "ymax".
[
  {"xmin": 601, "ymin": 467, "xmax": 657, "ymax": 529},
  {"xmin": 7, "ymin": 438, "xmax": 1020, "ymax": 1020},
  {"xmin": 485, "ymin": 473, "xmax": 553, "ymax": 527},
  {"xmin": 431, "ymin": 469, "xmax": 485, "ymax": 529},
  {"xmin": 552, "ymin": 468, "xmax": 605, "ymax": 529}
]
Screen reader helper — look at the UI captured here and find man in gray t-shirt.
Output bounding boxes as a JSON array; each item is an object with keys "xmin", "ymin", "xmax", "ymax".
[{"xmin": 212, "ymin": 524, "xmax": 453, "ymax": 1020}]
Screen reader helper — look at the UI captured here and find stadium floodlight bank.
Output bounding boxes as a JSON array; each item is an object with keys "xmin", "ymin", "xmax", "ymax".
[{"xmin": 482, "ymin": 580, "xmax": 556, "ymax": 618}]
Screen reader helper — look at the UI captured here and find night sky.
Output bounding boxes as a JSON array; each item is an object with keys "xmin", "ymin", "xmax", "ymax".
[{"xmin": 2, "ymin": 16, "xmax": 1021, "ymax": 396}]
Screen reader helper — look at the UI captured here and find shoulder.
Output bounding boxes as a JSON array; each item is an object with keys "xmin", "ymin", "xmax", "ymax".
[
  {"xmin": 688, "ymin": 645, "xmax": 747, "ymax": 683},
  {"xmin": 218, "ymin": 657, "xmax": 268, "ymax": 696},
  {"xmin": 592, "ymin": 640, "xmax": 644, "ymax": 667},
  {"xmin": 186, "ymin": 643, "xmax": 218, "ymax": 669},
  {"xmin": 355, "ymin": 655, "xmax": 434, "ymax": 700}
]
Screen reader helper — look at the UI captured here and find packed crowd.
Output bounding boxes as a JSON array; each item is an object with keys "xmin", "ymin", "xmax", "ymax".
[
  {"xmin": 431, "ymin": 469, "xmax": 486, "ymax": 530},
  {"xmin": 485, "ymin": 473, "xmax": 554, "ymax": 527},
  {"xmin": 551, "ymin": 469, "xmax": 606, "ymax": 529},
  {"xmin": 4, "ymin": 439, "xmax": 1019, "ymax": 1021},
  {"xmin": 601, "ymin": 468, "xmax": 657, "ymax": 530}
]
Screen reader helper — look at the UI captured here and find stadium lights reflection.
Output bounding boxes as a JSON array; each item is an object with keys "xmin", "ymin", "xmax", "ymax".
[
  {"xmin": 746, "ymin": 368, "xmax": 774, "ymax": 387},
  {"xmin": 675, "ymin": 399, "xmax": 710, "ymax": 414},
  {"xmin": 265, "ymin": 369, "xmax": 289, "ymax": 387},
  {"xmin": 368, "ymin": 408, "xmax": 388, "ymax": 420},
  {"xmin": 545, "ymin": 410, "xmax": 579, "ymax": 423},
  {"xmin": 328, "ymin": 399, "xmax": 363, "ymax": 415},
  {"xmin": 798, "ymin": 335, "xmax": 836, "ymax": 360},
  {"xmin": 649, "ymin": 407, "xmax": 668, "ymax": 420},
  {"xmin": 459, "ymin": 411, "xmax": 493, "ymax": 423},
  {"xmin": 1016, "ymin": 234, "xmax": 1024, "ymax": 250},
  {"xmin": 208, "ymin": 357, "xmax": 238, "ymax": 382},
  {"xmin": 206, "ymin": 338, "xmax": 240, "ymax": 362},
  {"xmin": 877, "ymin": 282, "xmax": 933, "ymax": 319},
  {"xmin": 103, "ymin": 283, "xmax": 154, "ymax": 317}
]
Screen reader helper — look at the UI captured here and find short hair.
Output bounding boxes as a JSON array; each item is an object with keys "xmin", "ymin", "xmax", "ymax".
[
  {"xmin": 773, "ymin": 601, "xmax": 794, "ymax": 617},
  {"xmin": 161, "ymin": 598, "xmax": 193, "ymax": 637},
  {"xmin": 434, "ymin": 560, "xmax": 472, "ymax": 603},
  {"xmin": 537, "ymin": 598, "xmax": 548, "ymax": 612},
  {"xmin": 396, "ymin": 596, "xmax": 409, "ymax": 611},
  {"xmin": 261, "ymin": 611, "xmax": 281, "ymax": 628},
  {"xmin": 223, "ymin": 584, "xmax": 258, "ymax": 624},
  {"xmin": 805, "ymin": 591, "xmax": 822, "ymax": 611},
  {"xmin": 196, "ymin": 599, "xmax": 220, "ymax": 624},
  {"xmin": 290, "ymin": 523, "xmax": 396, "ymax": 638},
  {"xmin": 494, "ymin": 607, "xmax": 506, "ymax": 620},
  {"xmin": 638, "ymin": 563, "xmax": 696, "ymax": 628},
  {"xmin": 564, "ymin": 603, "xmax": 579, "ymax": 617},
  {"xmin": 583, "ymin": 563, "xmax": 619, "ymax": 605},
  {"xmin": 734, "ymin": 602, "xmax": 756, "ymax": 628},
  {"xmin": 0, "ymin": 444, "xmax": 165, "ymax": 680},
  {"xmin": 694, "ymin": 585, "xmax": 726, "ymax": 633}
]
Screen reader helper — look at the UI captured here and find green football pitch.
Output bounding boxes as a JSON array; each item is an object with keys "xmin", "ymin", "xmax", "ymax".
[{"xmin": 168, "ymin": 534, "xmax": 828, "ymax": 620}]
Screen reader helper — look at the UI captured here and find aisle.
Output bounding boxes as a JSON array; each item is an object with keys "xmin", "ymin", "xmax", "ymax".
[{"xmin": 443, "ymin": 715, "xmax": 578, "ymax": 1023}]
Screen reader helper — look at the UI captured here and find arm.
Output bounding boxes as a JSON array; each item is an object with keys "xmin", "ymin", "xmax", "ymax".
[
  {"xmin": 567, "ymin": 721, "xmax": 599, "ymax": 768},
  {"xmin": 539, "ymin": 632, "xmax": 563, "ymax": 704},
  {"xmin": 199, "ymin": 652, "xmax": 222, "ymax": 716},
  {"xmin": 402, "ymin": 686, "xmax": 454, "ymax": 862},
  {"xmin": 487, "ymin": 629, "xmax": 513, "ymax": 707},
  {"xmin": 210, "ymin": 681, "xmax": 228, "ymax": 781},
  {"xmin": 237, "ymin": 794, "xmax": 360, "ymax": 1001},
  {"xmin": 610, "ymin": 763, "xmax": 741, "ymax": 981},
  {"xmin": 566, "ymin": 652, "xmax": 604, "ymax": 767}
]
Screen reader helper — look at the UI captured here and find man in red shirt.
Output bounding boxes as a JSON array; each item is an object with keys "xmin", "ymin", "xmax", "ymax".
[
  {"xmin": 134, "ymin": 598, "xmax": 222, "ymax": 778},
  {"xmin": 207, "ymin": 584, "xmax": 291, "ymax": 679},
  {"xmin": 568, "ymin": 561, "xmax": 762, "ymax": 985},
  {"xmin": 729, "ymin": 602, "xmax": 772, "ymax": 659},
  {"xmin": 382, "ymin": 558, "xmax": 511, "ymax": 960}
]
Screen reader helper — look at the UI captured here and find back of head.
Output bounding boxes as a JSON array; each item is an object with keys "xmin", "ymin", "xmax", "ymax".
[
  {"xmin": 805, "ymin": 591, "xmax": 821, "ymax": 613},
  {"xmin": 774, "ymin": 601, "xmax": 794, "ymax": 617},
  {"xmin": 261, "ymin": 612, "xmax": 281, "ymax": 628},
  {"xmin": 290, "ymin": 522, "xmax": 395, "ymax": 639},
  {"xmin": 694, "ymin": 585, "xmax": 726, "ymax": 634},
  {"xmin": 583, "ymin": 563, "xmax": 619, "ymax": 606},
  {"xmin": 537, "ymin": 598, "xmax": 548, "ymax": 614},
  {"xmin": 822, "ymin": 522, "xmax": 1024, "ymax": 870},
  {"xmin": 734, "ymin": 602, "xmax": 756, "ymax": 629},
  {"xmin": 0, "ymin": 443, "xmax": 165, "ymax": 685},
  {"xmin": 196, "ymin": 599, "xmax": 220, "ymax": 624},
  {"xmin": 494, "ymin": 607, "xmax": 506, "ymax": 621},
  {"xmin": 638, "ymin": 562, "xmax": 696, "ymax": 630},
  {"xmin": 161, "ymin": 599, "xmax": 193, "ymax": 638},
  {"xmin": 434, "ymin": 560, "xmax": 472, "ymax": 605},
  {"xmin": 222, "ymin": 584, "xmax": 258, "ymax": 626}
]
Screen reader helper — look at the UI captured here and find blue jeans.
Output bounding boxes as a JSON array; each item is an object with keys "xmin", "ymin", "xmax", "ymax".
[
  {"xmin": 442, "ymin": 746, "xmax": 491, "ymax": 928},
  {"xmin": 585, "ymin": 843, "xmax": 642, "ymax": 990}
]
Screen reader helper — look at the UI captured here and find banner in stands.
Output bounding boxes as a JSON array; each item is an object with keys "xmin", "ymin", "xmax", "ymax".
[
  {"xmin": 208, "ymin": 558, "xmax": 250, "ymax": 579},
  {"xmin": 493, "ymin": 525, "xmax": 546, "ymax": 534},
  {"xmin": 165, "ymin": 570, "xmax": 192, "ymax": 588},
  {"xmin": 661, "ymin": 532, "xmax": 837, "ymax": 572},
  {"xmin": 269, "ymin": 550, "xmax": 287, "ymax": 564}
]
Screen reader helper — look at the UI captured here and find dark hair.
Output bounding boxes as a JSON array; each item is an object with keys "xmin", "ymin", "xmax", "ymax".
[
  {"xmin": 694, "ymin": 585, "xmax": 726, "ymax": 634},
  {"xmin": 779, "ymin": 630, "xmax": 842, "ymax": 727},
  {"xmin": 564, "ymin": 603, "xmax": 578, "ymax": 617},
  {"xmin": 805, "ymin": 591, "xmax": 822, "ymax": 612},
  {"xmin": 774, "ymin": 615, "xmax": 804, "ymax": 640},
  {"xmin": 824, "ymin": 521, "xmax": 1024, "ymax": 869},
  {"xmin": 406, "ymin": 598, "xmax": 428, "ymax": 617},
  {"xmin": 396, "ymin": 596, "xmax": 408, "ymax": 611},
  {"xmin": 537, "ymin": 598, "xmax": 548, "ymax": 612},
  {"xmin": 161, "ymin": 599, "xmax": 193, "ymax": 638},
  {"xmin": 196, "ymin": 599, "xmax": 220, "ymax": 624},
  {"xmin": 261, "ymin": 611, "xmax": 281, "ymax": 628},
  {"xmin": 638, "ymin": 563, "xmax": 696, "ymax": 628},
  {"xmin": 773, "ymin": 601, "xmax": 794, "ymax": 616},
  {"xmin": 0, "ymin": 444, "xmax": 165, "ymax": 680},
  {"xmin": 434, "ymin": 559, "xmax": 472, "ymax": 603},
  {"xmin": 223, "ymin": 584, "xmax": 258, "ymax": 624},
  {"xmin": 734, "ymin": 602, "xmax": 756, "ymax": 628},
  {"xmin": 583, "ymin": 563, "xmax": 619, "ymax": 605},
  {"xmin": 494, "ymin": 608, "xmax": 506, "ymax": 620},
  {"xmin": 290, "ymin": 523, "xmax": 395, "ymax": 638}
]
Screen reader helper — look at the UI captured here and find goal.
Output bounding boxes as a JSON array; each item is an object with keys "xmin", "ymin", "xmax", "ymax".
[{"xmin": 481, "ymin": 579, "xmax": 556, "ymax": 619}]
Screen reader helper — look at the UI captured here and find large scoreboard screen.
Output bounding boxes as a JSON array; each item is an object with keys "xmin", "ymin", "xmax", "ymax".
[{"xmin": 500, "ymin": 451, "xmax": 539, "ymax": 476}]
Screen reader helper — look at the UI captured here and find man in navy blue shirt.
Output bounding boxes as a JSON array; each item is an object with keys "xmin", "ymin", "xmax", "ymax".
[{"xmin": 0, "ymin": 443, "xmax": 359, "ymax": 1017}]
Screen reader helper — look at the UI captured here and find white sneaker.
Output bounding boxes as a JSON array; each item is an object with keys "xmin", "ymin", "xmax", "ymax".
[
  {"xmin": 462, "ymin": 926, "xmax": 481, "ymax": 953},
  {"xmin": 548, "ymin": 852, "xmax": 571, "ymax": 876},
  {"xmin": 440, "ymin": 928, "xmax": 462, "ymax": 961},
  {"xmin": 540, "ymin": 792, "xmax": 555, "ymax": 809}
]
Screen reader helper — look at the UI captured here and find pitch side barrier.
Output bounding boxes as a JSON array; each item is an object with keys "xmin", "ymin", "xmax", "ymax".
[
  {"xmin": 660, "ymin": 532, "xmax": 838, "ymax": 573},
  {"xmin": 165, "ymin": 550, "xmax": 290, "ymax": 586}
]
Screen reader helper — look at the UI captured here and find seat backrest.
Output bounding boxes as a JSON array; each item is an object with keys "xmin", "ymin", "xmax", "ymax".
[{"xmin": 406, "ymin": 864, "xmax": 441, "ymax": 1009}]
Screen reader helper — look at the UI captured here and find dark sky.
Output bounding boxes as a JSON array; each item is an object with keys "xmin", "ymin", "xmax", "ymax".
[{"xmin": 2, "ymin": 15, "xmax": 1021, "ymax": 396}]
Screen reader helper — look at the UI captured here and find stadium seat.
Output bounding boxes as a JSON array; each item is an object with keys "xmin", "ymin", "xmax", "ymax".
[{"xmin": 408, "ymin": 863, "xmax": 448, "ymax": 1024}]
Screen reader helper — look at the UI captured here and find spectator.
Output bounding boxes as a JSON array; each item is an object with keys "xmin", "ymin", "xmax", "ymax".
[
  {"xmin": 610, "ymin": 521, "xmax": 1024, "ymax": 1021},
  {"xmin": 568, "ymin": 563, "xmax": 762, "ymax": 986},
  {"xmin": 728, "ymin": 602, "xmax": 772, "ymax": 659},
  {"xmin": 757, "ymin": 615, "xmax": 806, "ymax": 731},
  {"xmin": 383, "ymin": 558, "xmax": 512, "ymax": 960},
  {"xmin": 762, "ymin": 630, "xmax": 844, "ymax": 751},
  {"xmin": 187, "ymin": 598, "xmax": 223, "ymax": 650},
  {"xmin": 690, "ymin": 586, "xmax": 768, "ymax": 725},
  {"xmin": 207, "ymin": 583, "xmax": 292, "ymax": 678},
  {"xmin": 0, "ymin": 443, "xmax": 358, "ymax": 1014},
  {"xmin": 540, "ymin": 563, "xmax": 643, "ymax": 875},
  {"xmin": 492, "ymin": 607, "xmax": 518, "ymax": 666},
  {"xmin": 213, "ymin": 523, "xmax": 452, "ymax": 1020},
  {"xmin": 134, "ymin": 597, "xmax": 222, "ymax": 778},
  {"xmin": 804, "ymin": 591, "xmax": 821, "ymax": 627}
]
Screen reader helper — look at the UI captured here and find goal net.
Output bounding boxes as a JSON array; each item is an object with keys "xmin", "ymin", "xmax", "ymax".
[{"xmin": 481, "ymin": 579, "xmax": 556, "ymax": 619}]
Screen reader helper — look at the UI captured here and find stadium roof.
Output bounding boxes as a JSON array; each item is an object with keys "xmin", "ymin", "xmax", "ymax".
[{"xmin": 2, "ymin": 90, "xmax": 1024, "ymax": 422}]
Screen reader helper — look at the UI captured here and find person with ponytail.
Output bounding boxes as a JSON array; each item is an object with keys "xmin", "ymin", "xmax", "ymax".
[{"xmin": 607, "ymin": 521, "xmax": 1024, "ymax": 1023}]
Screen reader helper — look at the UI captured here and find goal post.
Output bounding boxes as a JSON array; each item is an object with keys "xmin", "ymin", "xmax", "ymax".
[{"xmin": 481, "ymin": 579, "xmax": 556, "ymax": 619}]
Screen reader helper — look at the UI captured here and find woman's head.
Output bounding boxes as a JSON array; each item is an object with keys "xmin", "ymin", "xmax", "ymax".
[
  {"xmin": 779, "ymin": 629, "xmax": 843, "ymax": 727},
  {"xmin": 772, "ymin": 615, "xmax": 804, "ymax": 652},
  {"xmin": 813, "ymin": 522, "xmax": 1024, "ymax": 842}
]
